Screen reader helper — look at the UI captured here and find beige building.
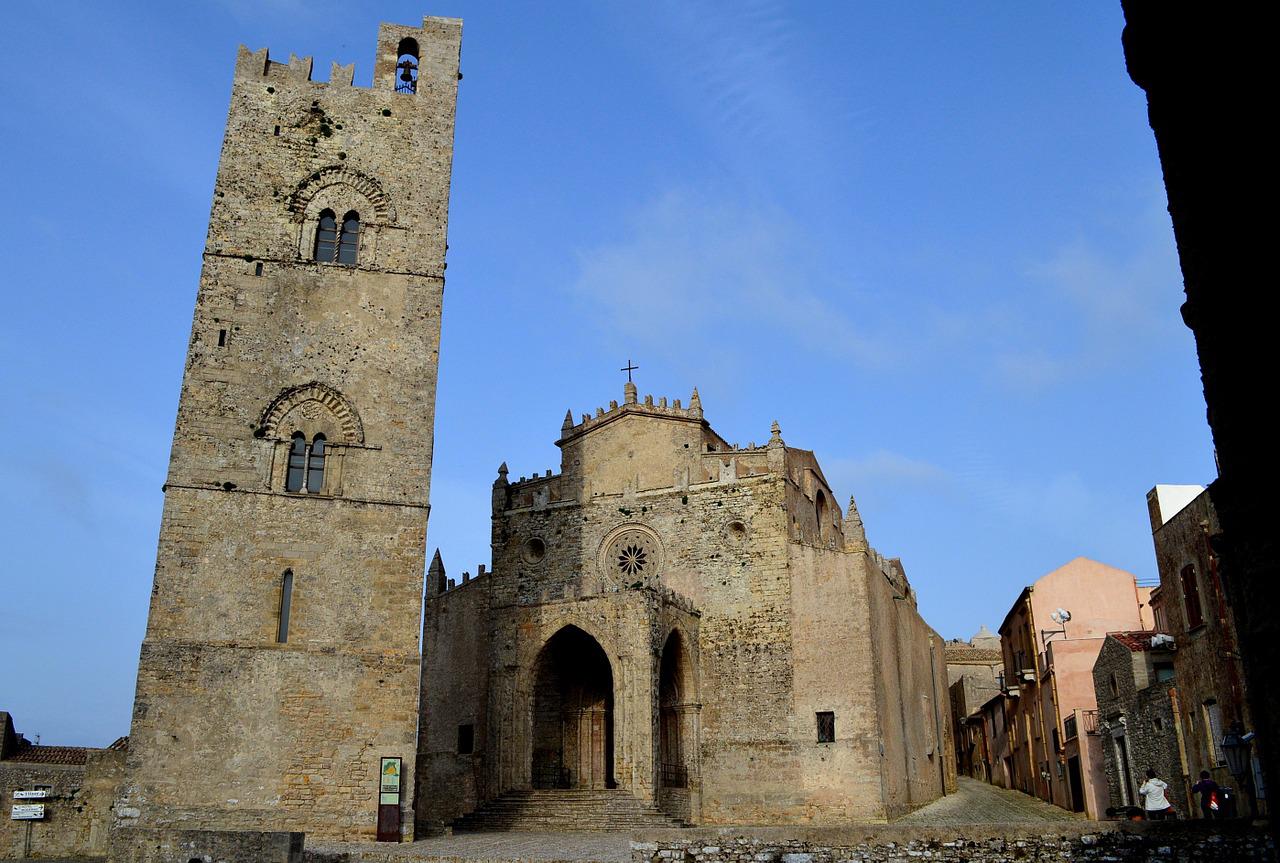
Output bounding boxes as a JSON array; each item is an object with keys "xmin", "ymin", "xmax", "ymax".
[
  {"xmin": 415, "ymin": 384, "xmax": 955, "ymax": 832},
  {"xmin": 114, "ymin": 18, "xmax": 462, "ymax": 843},
  {"xmin": 994, "ymin": 558, "xmax": 1153, "ymax": 818}
]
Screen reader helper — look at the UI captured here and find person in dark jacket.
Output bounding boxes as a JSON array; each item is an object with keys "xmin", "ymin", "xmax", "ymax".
[{"xmin": 1192, "ymin": 770, "xmax": 1221, "ymax": 818}]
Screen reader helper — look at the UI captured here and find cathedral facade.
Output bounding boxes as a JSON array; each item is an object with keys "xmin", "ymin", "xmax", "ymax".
[{"xmin": 415, "ymin": 383, "xmax": 954, "ymax": 832}]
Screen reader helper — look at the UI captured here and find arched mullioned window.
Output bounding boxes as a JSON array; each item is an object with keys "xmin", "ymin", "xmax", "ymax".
[
  {"xmin": 286, "ymin": 433, "xmax": 307, "ymax": 492},
  {"xmin": 314, "ymin": 209, "xmax": 338, "ymax": 261},
  {"xmin": 285, "ymin": 433, "xmax": 327, "ymax": 494},
  {"xmin": 306, "ymin": 434, "xmax": 326, "ymax": 493},
  {"xmin": 395, "ymin": 38, "xmax": 420, "ymax": 94},
  {"xmin": 313, "ymin": 209, "xmax": 359, "ymax": 265},
  {"xmin": 277, "ymin": 570, "xmax": 294, "ymax": 643},
  {"xmin": 337, "ymin": 212, "xmax": 359, "ymax": 265}
]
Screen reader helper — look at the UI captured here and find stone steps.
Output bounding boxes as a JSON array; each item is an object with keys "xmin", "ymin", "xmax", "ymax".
[{"xmin": 451, "ymin": 789, "xmax": 687, "ymax": 832}]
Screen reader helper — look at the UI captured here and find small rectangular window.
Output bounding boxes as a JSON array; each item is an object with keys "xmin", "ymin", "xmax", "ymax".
[
  {"xmin": 254, "ymin": 262, "xmax": 264, "ymax": 276},
  {"xmin": 816, "ymin": 711, "xmax": 835, "ymax": 743},
  {"xmin": 218, "ymin": 329, "xmax": 227, "ymax": 347},
  {"xmin": 457, "ymin": 723, "xmax": 474, "ymax": 754},
  {"xmin": 274, "ymin": 125, "xmax": 281, "ymax": 136}
]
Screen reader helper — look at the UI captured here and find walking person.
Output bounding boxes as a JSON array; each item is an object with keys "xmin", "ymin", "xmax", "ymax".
[
  {"xmin": 1139, "ymin": 768, "xmax": 1175, "ymax": 820},
  {"xmin": 1192, "ymin": 770, "xmax": 1221, "ymax": 819}
]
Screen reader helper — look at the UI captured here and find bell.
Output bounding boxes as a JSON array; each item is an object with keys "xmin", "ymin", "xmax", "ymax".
[{"xmin": 399, "ymin": 61, "xmax": 415, "ymax": 83}]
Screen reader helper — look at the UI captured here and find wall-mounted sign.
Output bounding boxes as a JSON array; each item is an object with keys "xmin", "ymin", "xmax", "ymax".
[
  {"xmin": 13, "ymin": 790, "xmax": 49, "ymax": 800},
  {"xmin": 11, "ymin": 804, "xmax": 45, "ymax": 820},
  {"xmin": 379, "ymin": 757, "xmax": 402, "ymax": 805}
]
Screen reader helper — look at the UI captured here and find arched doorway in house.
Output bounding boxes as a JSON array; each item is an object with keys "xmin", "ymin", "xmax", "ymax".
[{"xmin": 531, "ymin": 625, "xmax": 615, "ymax": 789}]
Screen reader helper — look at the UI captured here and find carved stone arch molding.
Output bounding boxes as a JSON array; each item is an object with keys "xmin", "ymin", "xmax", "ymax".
[
  {"xmin": 288, "ymin": 165, "xmax": 396, "ymax": 225},
  {"xmin": 260, "ymin": 381, "xmax": 365, "ymax": 444}
]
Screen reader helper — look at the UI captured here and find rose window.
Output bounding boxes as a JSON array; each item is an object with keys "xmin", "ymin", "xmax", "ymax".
[
  {"xmin": 600, "ymin": 526, "xmax": 663, "ymax": 585},
  {"xmin": 616, "ymin": 543, "xmax": 647, "ymax": 576}
]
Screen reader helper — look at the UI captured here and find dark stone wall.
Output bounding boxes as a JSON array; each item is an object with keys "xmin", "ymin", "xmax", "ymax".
[
  {"xmin": 1119, "ymin": 1, "xmax": 1277, "ymax": 833},
  {"xmin": 109, "ymin": 827, "xmax": 303, "ymax": 863},
  {"xmin": 627, "ymin": 823, "xmax": 1275, "ymax": 863}
]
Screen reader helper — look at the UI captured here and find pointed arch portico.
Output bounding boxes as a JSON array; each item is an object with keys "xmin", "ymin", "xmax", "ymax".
[{"xmin": 530, "ymin": 625, "xmax": 615, "ymax": 789}]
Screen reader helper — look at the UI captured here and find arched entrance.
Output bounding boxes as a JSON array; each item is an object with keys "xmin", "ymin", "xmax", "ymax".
[
  {"xmin": 658, "ymin": 630, "xmax": 691, "ymax": 790},
  {"xmin": 531, "ymin": 626, "xmax": 614, "ymax": 789}
]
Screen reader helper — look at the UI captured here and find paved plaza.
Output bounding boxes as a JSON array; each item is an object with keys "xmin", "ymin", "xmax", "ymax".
[
  {"xmin": 305, "ymin": 778, "xmax": 1083, "ymax": 862},
  {"xmin": 37, "ymin": 780, "xmax": 1083, "ymax": 863}
]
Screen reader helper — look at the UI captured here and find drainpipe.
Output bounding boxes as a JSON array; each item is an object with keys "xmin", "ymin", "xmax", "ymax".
[{"xmin": 1169, "ymin": 686, "xmax": 1193, "ymax": 813}]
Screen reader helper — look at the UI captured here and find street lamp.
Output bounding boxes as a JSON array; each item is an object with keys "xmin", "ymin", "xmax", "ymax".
[{"xmin": 1221, "ymin": 723, "xmax": 1257, "ymax": 817}]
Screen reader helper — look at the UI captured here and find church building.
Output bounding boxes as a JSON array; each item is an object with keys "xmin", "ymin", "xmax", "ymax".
[
  {"xmin": 107, "ymin": 15, "xmax": 953, "ymax": 850},
  {"xmin": 415, "ymin": 382, "xmax": 955, "ymax": 831}
]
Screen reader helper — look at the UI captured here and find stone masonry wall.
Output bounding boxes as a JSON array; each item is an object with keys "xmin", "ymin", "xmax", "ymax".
[
  {"xmin": 0, "ymin": 750, "xmax": 124, "ymax": 860},
  {"xmin": 1093, "ymin": 637, "xmax": 1182, "ymax": 813},
  {"xmin": 109, "ymin": 826, "xmax": 302, "ymax": 863},
  {"xmin": 118, "ymin": 17, "xmax": 461, "ymax": 843},
  {"xmin": 415, "ymin": 574, "xmax": 492, "ymax": 833}
]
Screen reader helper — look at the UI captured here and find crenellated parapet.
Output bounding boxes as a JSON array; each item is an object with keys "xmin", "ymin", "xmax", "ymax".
[{"xmin": 557, "ymin": 385, "xmax": 709, "ymax": 445}]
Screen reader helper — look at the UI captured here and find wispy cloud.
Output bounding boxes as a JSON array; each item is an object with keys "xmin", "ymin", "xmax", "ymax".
[
  {"xmin": 569, "ymin": 188, "xmax": 892, "ymax": 368},
  {"xmin": 991, "ymin": 198, "xmax": 1183, "ymax": 392}
]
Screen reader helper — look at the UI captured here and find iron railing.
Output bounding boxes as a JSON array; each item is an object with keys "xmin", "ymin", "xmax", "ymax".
[
  {"xmin": 1064, "ymin": 713, "xmax": 1078, "ymax": 741},
  {"xmin": 532, "ymin": 754, "xmax": 569, "ymax": 789},
  {"xmin": 660, "ymin": 762, "xmax": 688, "ymax": 788}
]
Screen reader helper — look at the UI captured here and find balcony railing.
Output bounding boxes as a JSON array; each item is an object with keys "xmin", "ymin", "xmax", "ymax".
[{"xmin": 1081, "ymin": 709, "xmax": 1099, "ymax": 735}]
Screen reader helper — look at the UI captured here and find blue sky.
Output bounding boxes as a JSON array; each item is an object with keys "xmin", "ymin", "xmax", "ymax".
[{"xmin": 0, "ymin": 2, "xmax": 1213, "ymax": 746}]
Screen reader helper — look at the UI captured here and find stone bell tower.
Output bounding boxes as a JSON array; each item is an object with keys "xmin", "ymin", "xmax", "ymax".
[{"xmin": 114, "ymin": 18, "xmax": 461, "ymax": 842}]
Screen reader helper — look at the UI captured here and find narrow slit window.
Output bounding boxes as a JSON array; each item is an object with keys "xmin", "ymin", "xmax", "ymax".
[
  {"xmin": 277, "ymin": 570, "xmax": 294, "ymax": 643},
  {"xmin": 286, "ymin": 433, "xmax": 307, "ymax": 492},
  {"xmin": 816, "ymin": 711, "xmax": 835, "ymax": 743},
  {"xmin": 314, "ymin": 209, "xmax": 338, "ymax": 262},
  {"xmin": 306, "ymin": 435, "xmax": 326, "ymax": 493},
  {"xmin": 1181, "ymin": 564, "xmax": 1205, "ymax": 629},
  {"xmin": 337, "ymin": 211, "xmax": 360, "ymax": 265},
  {"xmin": 217, "ymin": 329, "xmax": 227, "ymax": 347},
  {"xmin": 457, "ymin": 723, "xmax": 474, "ymax": 754},
  {"xmin": 254, "ymin": 262, "xmax": 264, "ymax": 276}
]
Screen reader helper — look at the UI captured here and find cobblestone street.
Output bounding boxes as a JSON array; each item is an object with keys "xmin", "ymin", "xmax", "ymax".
[{"xmin": 893, "ymin": 777, "xmax": 1084, "ymax": 825}]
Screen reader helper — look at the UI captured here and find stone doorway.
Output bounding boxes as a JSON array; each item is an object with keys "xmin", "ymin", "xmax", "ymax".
[
  {"xmin": 531, "ymin": 626, "xmax": 615, "ymax": 789},
  {"xmin": 657, "ymin": 628, "xmax": 697, "ymax": 821}
]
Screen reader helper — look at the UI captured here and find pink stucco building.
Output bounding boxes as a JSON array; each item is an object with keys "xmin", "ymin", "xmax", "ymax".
[{"xmin": 994, "ymin": 558, "xmax": 1153, "ymax": 817}]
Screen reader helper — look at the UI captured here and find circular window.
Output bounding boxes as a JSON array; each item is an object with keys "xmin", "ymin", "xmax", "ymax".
[
  {"xmin": 522, "ymin": 537, "xmax": 546, "ymax": 564},
  {"xmin": 599, "ymin": 525, "xmax": 663, "ymax": 585}
]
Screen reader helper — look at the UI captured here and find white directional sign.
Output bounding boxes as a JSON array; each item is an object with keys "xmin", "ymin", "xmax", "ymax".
[
  {"xmin": 11, "ymin": 804, "xmax": 46, "ymax": 820},
  {"xmin": 12, "ymin": 790, "xmax": 48, "ymax": 800}
]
